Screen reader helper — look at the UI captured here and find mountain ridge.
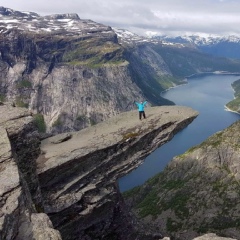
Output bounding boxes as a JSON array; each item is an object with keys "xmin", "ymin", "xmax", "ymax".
[
  {"xmin": 0, "ymin": 6, "xmax": 240, "ymax": 134},
  {"xmin": 0, "ymin": 6, "xmax": 111, "ymax": 36},
  {"xmin": 153, "ymin": 34, "xmax": 240, "ymax": 59}
]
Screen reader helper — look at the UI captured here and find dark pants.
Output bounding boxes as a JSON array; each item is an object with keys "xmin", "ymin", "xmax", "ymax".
[{"xmin": 139, "ymin": 111, "xmax": 146, "ymax": 120}]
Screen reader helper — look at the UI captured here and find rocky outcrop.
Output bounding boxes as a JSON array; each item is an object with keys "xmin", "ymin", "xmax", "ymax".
[
  {"xmin": 0, "ymin": 103, "xmax": 61, "ymax": 239},
  {"xmin": 0, "ymin": 103, "xmax": 198, "ymax": 239},
  {"xmin": 1, "ymin": 102, "xmax": 239, "ymax": 240},
  {"xmin": 193, "ymin": 233, "xmax": 237, "ymax": 240},
  {"xmin": 124, "ymin": 120, "xmax": 240, "ymax": 240},
  {"xmin": 36, "ymin": 105, "xmax": 198, "ymax": 239}
]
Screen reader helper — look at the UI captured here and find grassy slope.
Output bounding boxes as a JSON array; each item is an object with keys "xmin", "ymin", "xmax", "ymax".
[{"xmin": 226, "ymin": 79, "xmax": 240, "ymax": 113}]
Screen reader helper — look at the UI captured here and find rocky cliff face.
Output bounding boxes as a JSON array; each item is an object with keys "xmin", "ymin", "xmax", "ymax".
[
  {"xmin": 0, "ymin": 7, "xmax": 176, "ymax": 135},
  {"xmin": 0, "ymin": 102, "xmax": 199, "ymax": 239},
  {"xmin": 2, "ymin": 101, "xmax": 238, "ymax": 240},
  {"xmin": 37, "ymin": 105, "xmax": 198, "ymax": 239},
  {"xmin": 0, "ymin": 103, "xmax": 61, "ymax": 240},
  {"xmin": 124, "ymin": 120, "xmax": 240, "ymax": 240}
]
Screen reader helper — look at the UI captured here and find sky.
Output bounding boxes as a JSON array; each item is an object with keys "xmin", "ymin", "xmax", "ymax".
[{"xmin": 1, "ymin": 0, "xmax": 240, "ymax": 37}]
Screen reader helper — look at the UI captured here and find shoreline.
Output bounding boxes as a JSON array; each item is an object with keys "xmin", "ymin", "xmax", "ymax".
[
  {"xmin": 161, "ymin": 79, "xmax": 188, "ymax": 95},
  {"xmin": 161, "ymin": 72, "xmax": 240, "ymax": 116},
  {"xmin": 225, "ymin": 79, "xmax": 240, "ymax": 115},
  {"xmin": 224, "ymin": 105, "xmax": 240, "ymax": 115},
  {"xmin": 186, "ymin": 71, "xmax": 240, "ymax": 79},
  {"xmin": 161, "ymin": 71, "xmax": 240, "ymax": 95}
]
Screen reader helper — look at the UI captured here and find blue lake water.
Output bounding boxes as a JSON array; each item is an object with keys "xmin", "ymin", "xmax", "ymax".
[{"xmin": 118, "ymin": 74, "xmax": 240, "ymax": 192}]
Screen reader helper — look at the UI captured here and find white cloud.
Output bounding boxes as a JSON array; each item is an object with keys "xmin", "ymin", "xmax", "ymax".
[{"xmin": 1, "ymin": 0, "xmax": 240, "ymax": 36}]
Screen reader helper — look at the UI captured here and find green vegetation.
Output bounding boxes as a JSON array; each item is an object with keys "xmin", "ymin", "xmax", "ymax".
[
  {"xmin": 52, "ymin": 117, "xmax": 62, "ymax": 127},
  {"xmin": 16, "ymin": 79, "xmax": 32, "ymax": 89},
  {"xmin": 178, "ymin": 145, "xmax": 198, "ymax": 159},
  {"xmin": 206, "ymin": 131, "xmax": 223, "ymax": 147},
  {"xmin": 145, "ymin": 172, "xmax": 162, "ymax": 186},
  {"xmin": 232, "ymin": 79, "xmax": 240, "ymax": 98},
  {"xmin": 89, "ymin": 118, "xmax": 97, "ymax": 126},
  {"xmin": 0, "ymin": 94, "xmax": 5, "ymax": 102},
  {"xmin": 33, "ymin": 113, "xmax": 46, "ymax": 133},
  {"xmin": 166, "ymin": 218, "xmax": 183, "ymax": 232},
  {"xmin": 122, "ymin": 132, "xmax": 139, "ymax": 140},
  {"xmin": 134, "ymin": 182, "xmax": 190, "ymax": 219},
  {"xmin": 226, "ymin": 98, "xmax": 240, "ymax": 112},
  {"xmin": 183, "ymin": 130, "xmax": 224, "ymax": 151},
  {"xmin": 162, "ymin": 191, "xmax": 190, "ymax": 219},
  {"xmin": 77, "ymin": 115, "xmax": 87, "ymax": 121},
  {"xmin": 137, "ymin": 188, "xmax": 159, "ymax": 218},
  {"xmin": 156, "ymin": 75, "xmax": 182, "ymax": 90},
  {"xmin": 212, "ymin": 180, "xmax": 227, "ymax": 196},
  {"xmin": 198, "ymin": 217, "xmax": 240, "ymax": 232},
  {"xmin": 226, "ymin": 79, "xmax": 240, "ymax": 112},
  {"xmin": 122, "ymin": 186, "xmax": 141, "ymax": 198},
  {"xmin": 124, "ymin": 171, "xmax": 189, "ymax": 219},
  {"xmin": 15, "ymin": 97, "xmax": 28, "ymax": 108},
  {"xmin": 62, "ymin": 39, "xmax": 126, "ymax": 67},
  {"xmin": 162, "ymin": 179, "xmax": 186, "ymax": 190}
]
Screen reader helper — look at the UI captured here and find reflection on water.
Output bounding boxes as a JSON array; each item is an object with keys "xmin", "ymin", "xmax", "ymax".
[{"xmin": 118, "ymin": 74, "xmax": 240, "ymax": 192}]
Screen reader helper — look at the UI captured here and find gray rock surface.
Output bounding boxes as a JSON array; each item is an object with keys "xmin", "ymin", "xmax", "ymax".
[
  {"xmin": 193, "ymin": 233, "xmax": 237, "ymax": 240},
  {"xmin": 37, "ymin": 105, "xmax": 198, "ymax": 239},
  {"xmin": 17, "ymin": 213, "xmax": 62, "ymax": 240},
  {"xmin": 3, "ymin": 93, "xmax": 235, "ymax": 240},
  {"xmin": 0, "ymin": 103, "xmax": 61, "ymax": 240}
]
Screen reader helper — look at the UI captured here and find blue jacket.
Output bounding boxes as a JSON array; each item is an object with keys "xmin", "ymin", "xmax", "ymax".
[{"xmin": 135, "ymin": 101, "xmax": 147, "ymax": 111}]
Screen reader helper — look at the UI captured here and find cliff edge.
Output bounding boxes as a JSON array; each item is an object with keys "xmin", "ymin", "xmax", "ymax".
[
  {"xmin": 0, "ymin": 103, "xmax": 199, "ymax": 239},
  {"xmin": 37, "ymin": 105, "xmax": 198, "ymax": 239}
]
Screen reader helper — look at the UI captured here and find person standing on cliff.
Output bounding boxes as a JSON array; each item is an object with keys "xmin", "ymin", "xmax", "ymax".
[{"xmin": 135, "ymin": 101, "xmax": 147, "ymax": 120}]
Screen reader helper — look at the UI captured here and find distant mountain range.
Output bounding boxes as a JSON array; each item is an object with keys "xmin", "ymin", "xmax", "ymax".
[
  {"xmin": 153, "ymin": 34, "xmax": 240, "ymax": 59},
  {"xmin": 113, "ymin": 28, "xmax": 240, "ymax": 60}
]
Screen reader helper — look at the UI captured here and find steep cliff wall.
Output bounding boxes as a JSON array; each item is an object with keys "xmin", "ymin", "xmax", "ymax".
[
  {"xmin": 0, "ymin": 28, "xmax": 146, "ymax": 134},
  {"xmin": 0, "ymin": 103, "xmax": 61, "ymax": 239},
  {"xmin": 0, "ymin": 8, "xmax": 176, "ymax": 135},
  {"xmin": 125, "ymin": 44, "xmax": 180, "ymax": 105},
  {"xmin": 124, "ymin": 120, "xmax": 240, "ymax": 240}
]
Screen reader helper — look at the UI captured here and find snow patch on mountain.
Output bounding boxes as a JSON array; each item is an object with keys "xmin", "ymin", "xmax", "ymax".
[
  {"xmin": 113, "ymin": 27, "xmax": 184, "ymax": 48},
  {"xmin": 152, "ymin": 33, "xmax": 240, "ymax": 46},
  {"xmin": 0, "ymin": 6, "xmax": 112, "ymax": 36}
]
